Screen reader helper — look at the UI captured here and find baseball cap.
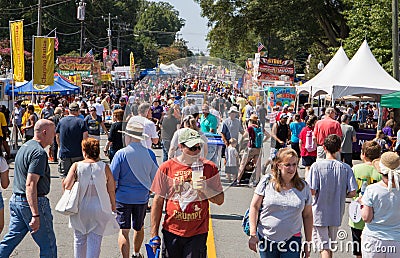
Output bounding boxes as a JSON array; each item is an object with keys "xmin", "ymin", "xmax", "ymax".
[
  {"xmin": 280, "ymin": 114, "xmax": 288, "ymax": 119},
  {"xmin": 69, "ymin": 102, "xmax": 79, "ymax": 111},
  {"xmin": 95, "ymin": 97, "xmax": 101, "ymax": 102},
  {"xmin": 45, "ymin": 102, "xmax": 51, "ymax": 106},
  {"xmin": 178, "ymin": 128, "xmax": 205, "ymax": 147}
]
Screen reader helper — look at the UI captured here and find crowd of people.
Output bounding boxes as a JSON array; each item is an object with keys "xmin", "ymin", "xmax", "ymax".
[{"xmin": 0, "ymin": 77, "xmax": 398, "ymax": 258}]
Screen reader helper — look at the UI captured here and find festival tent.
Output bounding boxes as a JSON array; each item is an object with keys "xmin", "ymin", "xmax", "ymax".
[
  {"xmin": 381, "ymin": 91, "xmax": 400, "ymax": 108},
  {"xmin": 159, "ymin": 63, "xmax": 182, "ymax": 75},
  {"xmin": 8, "ymin": 73, "xmax": 80, "ymax": 96},
  {"xmin": 331, "ymin": 40, "xmax": 400, "ymax": 101},
  {"xmin": 296, "ymin": 46, "xmax": 349, "ymax": 96}
]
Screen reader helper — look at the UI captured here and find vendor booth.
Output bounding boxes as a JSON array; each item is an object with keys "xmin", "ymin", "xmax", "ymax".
[{"xmin": 7, "ymin": 73, "xmax": 80, "ymax": 96}]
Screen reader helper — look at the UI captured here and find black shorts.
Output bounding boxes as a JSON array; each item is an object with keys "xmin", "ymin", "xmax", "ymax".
[
  {"xmin": 116, "ymin": 202, "xmax": 148, "ymax": 230},
  {"xmin": 302, "ymin": 156, "xmax": 316, "ymax": 167},
  {"xmin": 351, "ymin": 227, "xmax": 362, "ymax": 256},
  {"xmin": 162, "ymin": 229, "xmax": 207, "ymax": 258}
]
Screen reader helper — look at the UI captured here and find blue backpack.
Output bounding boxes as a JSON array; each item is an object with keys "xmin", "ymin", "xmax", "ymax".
[
  {"xmin": 253, "ymin": 126, "xmax": 264, "ymax": 148},
  {"xmin": 242, "ymin": 174, "xmax": 271, "ymax": 236}
]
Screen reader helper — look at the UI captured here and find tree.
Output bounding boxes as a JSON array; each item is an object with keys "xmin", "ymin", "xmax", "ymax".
[
  {"xmin": 342, "ymin": 0, "xmax": 393, "ymax": 73},
  {"xmin": 194, "ymin": 0, "xmax": 350, "ymax": 72}
]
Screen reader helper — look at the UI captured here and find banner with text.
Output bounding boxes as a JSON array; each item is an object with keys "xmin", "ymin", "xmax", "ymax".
[
  {"xmin": 130, "ymin": 52, "xmax": 135, "ymax": 78},
  {"xmin": 10, "ymin": 20, "xmax": 25, "ymax": 82},
  {"xmin": 257, "ymin": 57, "xmax": 294, "ymax": 82},
  {"xmin": 33, "ymin": 37, "xmax": 54, "ymax": 86}
]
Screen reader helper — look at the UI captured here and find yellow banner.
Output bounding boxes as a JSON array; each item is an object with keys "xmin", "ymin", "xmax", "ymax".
[
  {"xmin": 130, "ymin": 52, "xmax": 135, "ymax": 77},
  {"xmin": 101, "ymin": 73, "xmax": 112, "ymax": 81},
  {"xmin": 10, "ymin": 21, "xmax": 25, "ymax": 82},
  {"xmin": 33, "ymin": 37, "xmax": 54, "ymax": 86}
]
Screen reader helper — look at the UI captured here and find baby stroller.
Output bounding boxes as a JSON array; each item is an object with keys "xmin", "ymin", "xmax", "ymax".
[{"xmin": 237, "ymin": 132, "xmax": 262, "ymax": 186}]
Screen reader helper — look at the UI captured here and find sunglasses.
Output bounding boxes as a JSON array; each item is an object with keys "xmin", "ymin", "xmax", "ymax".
[{"xmin": 185, "ymin": 145, "xmax": 202, "ymax": 151}]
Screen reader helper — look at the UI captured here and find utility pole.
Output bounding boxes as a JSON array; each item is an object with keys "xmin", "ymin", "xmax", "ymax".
[
  {"xmin": 393, "ymin": 0, "xmax": 399, "ymax": 80},
  {"xmin": 108, "ymin": 13, "xmax": 112, "ymax": 55},
  {"xmin": 102, "ymin": 14, "xmax": 117, "ymax": 56},
  {"xmin": 77, "ymin": 0, "xmax": 86, "ymax": 57},
  {"xmin": 37, "ymin": 0, "xmax": 42, "ymax": 35}
]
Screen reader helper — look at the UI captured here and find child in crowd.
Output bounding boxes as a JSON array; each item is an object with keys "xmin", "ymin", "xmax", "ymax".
[
  {"xmin": 348, "ymin": 140, "xmax": 382, "ymax": 258},
  {"xmin": 0, "ymin": 151, "xmax": 9, "ymax": 234},
  {"xmin": 225, "ymin": 138, "xmax": 239, "ymax": 182},
  {"xmin": 373, "ymin": 130, "xmax": 389, "ymax": 152}
]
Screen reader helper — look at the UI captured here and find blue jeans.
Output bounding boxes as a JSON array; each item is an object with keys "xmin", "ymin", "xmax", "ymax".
[
  {"xmin": 258, "ymin": 235, "xmax": 302, "ymax": 258},
  {"xmin": 162, "ymin": 139, "xmax": 171, "ymax": 162},
  {"xmin": 0, "ymin": 194, "xmax": 57, "ymax": 258}
]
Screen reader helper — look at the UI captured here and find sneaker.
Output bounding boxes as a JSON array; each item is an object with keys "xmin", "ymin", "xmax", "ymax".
[
  {"xmin": 230, "ymin": 180, "xmax": 238, "ymax": 187},
  {"xmin": 132, "ymin": 254, "xmax": 143, "ymax": 258}
]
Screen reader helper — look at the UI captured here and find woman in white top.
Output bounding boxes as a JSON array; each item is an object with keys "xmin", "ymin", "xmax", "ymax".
[
  {"xmin": 63, "ymin": 138, "xmax": 119, "ymax": 258},
  {"xmin": 169, "ymin": 115, "xmax": 208, "ymax": 159},
  {"xmin": 361, "ymin": 152, "xmax": 400, "ymax": 257}
]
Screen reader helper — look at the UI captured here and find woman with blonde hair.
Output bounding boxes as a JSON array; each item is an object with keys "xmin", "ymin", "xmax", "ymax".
[
  {"xmin": 63, "ymin": 138, "xmax": 119, "ymax": 258},
  {"xmin": 248, "ymin": 148, "xmax": 313, "ymax": 257}
]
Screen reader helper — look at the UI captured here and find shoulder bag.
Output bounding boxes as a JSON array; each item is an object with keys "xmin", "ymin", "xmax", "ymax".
[
  {"xmin": 242, "ymin": 174, "xmax": 271, "ymax": 236},
  {"xmin": 55, "ymin": 168, "xmax": 80, "ymax": 215}
]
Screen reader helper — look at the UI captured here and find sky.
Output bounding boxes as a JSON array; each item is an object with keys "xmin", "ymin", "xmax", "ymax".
[{"xmin": 150, "ymin": 0, "xmax": 210, "ymax": 55}]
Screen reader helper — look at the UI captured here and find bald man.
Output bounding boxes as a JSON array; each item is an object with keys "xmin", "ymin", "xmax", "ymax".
[{"xmin": 0, "ymin": 119, "xmax": 57, "ymax": 257}]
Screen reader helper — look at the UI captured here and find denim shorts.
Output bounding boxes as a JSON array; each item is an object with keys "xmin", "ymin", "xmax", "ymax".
[
  {"xmin": 115, "ymin": 202, "xmax": 147, "ymax": 230},
  {"xmin": 0, "ymin": 192, "xmax": 4, "ymax": 210}
]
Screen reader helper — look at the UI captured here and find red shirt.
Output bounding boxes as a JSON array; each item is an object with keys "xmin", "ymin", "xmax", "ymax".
[
  {"xmin": 151, "ymin": 158, "xmax": 222, "ymax": 237},
  {"xmin": 314, "ymin": 117, "xmax": 342, "ymax": 146},
  {"xmin": 299, "ymin": 126, "xmax": 317, "ymax": 157}
]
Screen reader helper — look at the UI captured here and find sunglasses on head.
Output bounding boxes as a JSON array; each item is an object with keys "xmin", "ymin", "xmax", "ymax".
[{"xmin": 184, "ymin": 145, "xmax": 202, "ymax": 151}]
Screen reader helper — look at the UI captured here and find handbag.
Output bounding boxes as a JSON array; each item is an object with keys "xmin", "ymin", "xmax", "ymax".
[
  {"xmin": 242, "ymin": 174, "xmax": 271, "ymax": 236},
  {"xmin": 55, "ymin": 181, "xmax": 80, "ymax": 215},
  {"xmin": 244, "ymin": 159, "xmax": 255, "ymax": 172}
]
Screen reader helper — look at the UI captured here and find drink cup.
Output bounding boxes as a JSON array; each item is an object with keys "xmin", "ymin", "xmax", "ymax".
[{"xmin": 191, "ymin": 162, "xmax": 203, "ymax": 190}]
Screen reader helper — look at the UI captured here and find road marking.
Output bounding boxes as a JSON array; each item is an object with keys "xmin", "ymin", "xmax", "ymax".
[{"xmin": 207, "ymin": 212, "xmax": 217, "ymax": 258}]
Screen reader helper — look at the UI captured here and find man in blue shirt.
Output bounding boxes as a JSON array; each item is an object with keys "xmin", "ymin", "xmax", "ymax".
[
  {"xmin": 111, "ymin": 118, "xmax": 158, "ymax": 258},
  {"xmin": 56, "ymin": 102, "xmax": 88, "ymax": 178}
]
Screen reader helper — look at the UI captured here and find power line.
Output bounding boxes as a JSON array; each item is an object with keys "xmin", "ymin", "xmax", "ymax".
[{"xmin": 42, "ymin": 0, "xmax": 73, "ymax": 9}]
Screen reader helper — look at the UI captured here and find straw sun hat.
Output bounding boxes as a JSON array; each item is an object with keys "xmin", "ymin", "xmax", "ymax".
[{"xmin": 373, "ymin": 152, "xmax": 400, "ymax": 191}]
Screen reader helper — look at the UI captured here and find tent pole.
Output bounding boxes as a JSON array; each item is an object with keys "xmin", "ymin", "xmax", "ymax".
[
  {"xmin": 377, "ymin": 106, "xmax": 383, "ymax": 130},
  {"xmin": 9, "ymin": 21, "xmax": 17, "ymax": 151}
]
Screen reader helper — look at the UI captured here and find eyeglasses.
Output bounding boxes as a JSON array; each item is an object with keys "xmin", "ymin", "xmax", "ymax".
[
  {"xmin": 280, "ymin": 163, "xmax": 297, "ymax": 168},
  {"xmin": 185, "ymin": 145, "xmax": 202, "ymax": 151},
  {"xmin": 90, "ymin": 109, "xmax": 96, "ymax": 112}
]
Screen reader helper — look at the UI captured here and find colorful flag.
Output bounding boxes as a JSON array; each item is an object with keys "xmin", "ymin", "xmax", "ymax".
[
  {"xmin": 103, "ymin": 48, "xmax": 108, "ymax": 60},
  {"xmin": 130, "ymin": 52, "xmax": 135, "ymax": 78},
  {"xmin": 10, "ymin": 20, "xmax": 25, "ymax": 82},
  {"xmin": 85, "ymin": 49, "xmax": 93, "ymax": 58},
  {"xmin": 33, "ymin": 37, "xmax": 54, "ymax": 86},
  {"xmin": 54, "ymin": 32, "xmax": 59, "ymax": 51},
  {"xmin": 257, "ymin": 42, "xmax": 265, "ymax": 53}
]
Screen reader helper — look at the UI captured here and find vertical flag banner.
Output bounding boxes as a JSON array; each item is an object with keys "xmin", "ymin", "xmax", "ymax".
[
  {"xmin": 33, "ymin": 37, "xmax": 54, "ymax": 86},
  {"xmin": 130, "ymin": 52, "xmax": 135, "ymax": 78},
  {"xmin": 10, "ymin": 20, "xmax": 25, "ymax": 82}
]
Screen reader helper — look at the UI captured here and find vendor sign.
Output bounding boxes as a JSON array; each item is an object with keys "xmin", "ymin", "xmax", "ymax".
[
  {"xmin": 266, "ymin": 86, "xmax": 296, "ymax": 111},
  {"xmin": 186, "ymin": 92, "xmax": 206, "ymax": 109},
  {"xmin": 33, "ymin": 37, "xmax": 54, "ymax": 86}
]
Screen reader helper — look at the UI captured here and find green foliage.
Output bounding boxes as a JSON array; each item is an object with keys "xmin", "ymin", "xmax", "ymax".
[
  {"xmin": 342, "ymin": 0, "xmax": 393, "ymax": 73},
  {"xmin": 0, "ymin": 0, "xmax": 190, "ymax": 72}
]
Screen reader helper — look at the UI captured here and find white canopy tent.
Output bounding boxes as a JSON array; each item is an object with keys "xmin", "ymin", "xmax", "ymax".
[
  {"xmin": 297, "ymin": 46, "xmax": 349, "ymax": 96},
  {"xmin": 331, "ymin": 40, "xmax": 400, "ymax": 101}
]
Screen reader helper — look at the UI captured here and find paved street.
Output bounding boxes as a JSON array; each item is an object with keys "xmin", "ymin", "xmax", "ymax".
[{"xmin": 0, "ymin": 134, "xmax": 357, "ymax": 258}]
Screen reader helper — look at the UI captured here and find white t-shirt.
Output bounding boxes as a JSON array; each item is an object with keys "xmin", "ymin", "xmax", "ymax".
[
  {"xmin": 225, "ymin": 146, "xmax": 238, "ymax": 167},
  {"xmin": 129, "ymin": 116, "xmax": 159, "ymax": 148},
  {"xmin": 93, "ymin": 102, "xmax": 105, "ymax": 117},
  {"xmin": 0, "ymin": 157, "xmax": 9, "ymax": 193}
]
